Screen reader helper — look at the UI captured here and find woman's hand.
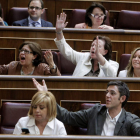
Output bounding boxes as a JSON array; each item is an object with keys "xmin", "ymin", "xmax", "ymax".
[
  {"xmin": 94, "ymin": 36, "xmax": 106, "ymax": 65},
  {"xmin": 32, "ymin": 78, "xmax": 48, "ymax": 92},
  {"xmin": 44, "ymin": 50, "xmax": 55, "ymax": 67},
  {"xmin": 98, "ymin": 25, "xmax": 114, "ymax": 30},
  {"xmin": 56, "ymin": 13, "xmax": 68, "ymax": 33}
]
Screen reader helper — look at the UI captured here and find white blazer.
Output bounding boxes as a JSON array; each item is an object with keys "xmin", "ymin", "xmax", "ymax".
[{"xmin": 54, "ymin": 37, "xmax": 119, "ymax": 77}]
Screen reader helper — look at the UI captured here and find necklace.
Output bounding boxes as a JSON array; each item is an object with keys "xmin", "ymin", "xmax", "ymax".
[{"xmin": 21, "ymin": 67, "xmax": 35, "ymax": 75}]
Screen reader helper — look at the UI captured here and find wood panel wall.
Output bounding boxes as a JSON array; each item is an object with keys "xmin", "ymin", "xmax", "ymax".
[{"xmin": 1, "ymin": 0, "xmax": 140, "ymax": 26}]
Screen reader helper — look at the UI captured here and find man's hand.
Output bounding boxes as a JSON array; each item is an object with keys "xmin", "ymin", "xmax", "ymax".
[{"xmin": 32, "ymin": 78, "xmax": 48, "ymax": 92}]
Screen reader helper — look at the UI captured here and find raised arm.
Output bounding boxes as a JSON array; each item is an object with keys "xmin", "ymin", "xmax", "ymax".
[
  {"xmin": 94, "ymin": 36, "xmax": 106, "ymax": 66},
  {"xmin": 44, "ymin": 50, "xmax": 61, "ymax": 76},
  {"xmin": 56, "ymin": 13, "xmax": 68, "ymax": 40},
  {"xmin": 32, "ymin": 78, "xmax": 48, "ymax": 92}
]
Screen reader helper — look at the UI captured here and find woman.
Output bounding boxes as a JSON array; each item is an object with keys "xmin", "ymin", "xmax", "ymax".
[
  {"xmin": 0, "ymin": 41, "xmax": 60, "ymax": 76},
  {"xmin": 0, "ymin": 3, "xmax": 8, "ymax": 26},
  {"xmin": 13, "ymin": 91, "xmax": 67, "ymax": 135},
  {"xmin": 75, "ymin": 2, "xmax": 113, "ymax": 29},
  {"xmin": 118, "ymin": 47, "xmax": 140, "ymax": 77},
  {"xmin": 55, "ymin": 13, "xmax": 119, "ymax": 77}
]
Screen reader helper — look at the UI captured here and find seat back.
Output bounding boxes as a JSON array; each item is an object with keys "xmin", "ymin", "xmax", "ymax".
[
  {"xmin": 58, "ymin": 52, "xmax": 76, "ymax": 76},
  {"xmin": 0, "ymin": 102, "xmax": 31, "ymax": 134},
  {"xmin": 68, "ymin": 9, "xmax": 110, "ymax": 28},
  {"xmin": 118, "ymin": 54, "xmax": 131, "ymax": 73},
  {"xmin": 116, "ymin": 10, "xmax": 140, "ymax": 29},
  {"xmin": 7, "ymin": 7, "xmax": 47, "ymax": 25}
]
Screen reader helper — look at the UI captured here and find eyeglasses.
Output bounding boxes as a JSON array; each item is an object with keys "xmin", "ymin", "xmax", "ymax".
[
  {"xmin": 29, "ymin": 6, "xmax": 42, "ymax": 10},
  {"xmin": 91, "ymin": 14, "xmax": 105, "ymax": 19},
  {"xmin": 19, "ymin": 49, "xmax": 33, "ymax": 54}
]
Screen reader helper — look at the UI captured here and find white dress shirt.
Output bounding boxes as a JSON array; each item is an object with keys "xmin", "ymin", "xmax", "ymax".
[
  {"xmin": 13, "ymin": 116, "xmax": 67, "ymax": 135},
  {"xmin": 28, "ymin": 16, "xmax": 41, "ymax": 27},
  {"xmin": 101, "ymin": 109, "xmax": 122, "ymax": 136}
]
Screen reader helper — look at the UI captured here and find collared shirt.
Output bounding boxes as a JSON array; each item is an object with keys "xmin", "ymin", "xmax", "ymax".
[
  {"xmin": 85, "ymin": 59, "xmax": 100, "ymax": 77},
  {"xmin": 28, "ymin": 16, "xmax": 41, "ymax": 27},
  {"xmin": 101, "ymin": 109, "xmax": 122, "ymax": 136},
  {"xmin": 13, "ymin": 116, "xmax": 67, "ymax": 135}
]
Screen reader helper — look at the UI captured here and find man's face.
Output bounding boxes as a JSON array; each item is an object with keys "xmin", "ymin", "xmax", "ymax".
[
  {"xmin": 28, "ymin": 0, "xmax": 43, "ymax": 21},
  {"xmin": 105, "ymin": 85, "xmax": 125, "ymax": 111}
]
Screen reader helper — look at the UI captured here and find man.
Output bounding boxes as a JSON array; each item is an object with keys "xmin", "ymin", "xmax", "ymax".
[
  {"xmin": 55, "ymin": 13, "xmax": 118, "ymax": 77},
  {"xmin": 12, "ymin": 0, "xmax": 53, "ymax": 27},
  {"xmin": 32, "ymin": 78, "xmax": 140, "ymax": 136}
]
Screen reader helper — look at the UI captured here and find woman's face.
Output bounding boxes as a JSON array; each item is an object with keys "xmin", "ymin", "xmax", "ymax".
[
  {"xmin": 132, "ymin": 50, "xmax": 140, "ymax": 69},
  {"xmin": 33, "ymin": 102, "xmax": 48, "ymax": 123},
  {"xmin": 90, "ymin": 39, "xmax": 107, "ymax": 59},
  {"xmin": 90, "ymin": 7, "xmax": 104, "ymax": 26},
  {"xmin": 19, "ymin": 45, "xmax": 36, "ymax": 67}
]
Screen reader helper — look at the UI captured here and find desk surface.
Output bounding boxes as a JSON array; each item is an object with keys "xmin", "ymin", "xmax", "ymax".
[
  {"xmin": 1, "ymin": 27, "xmax": 140, "ymax": 41},
  {"xmin": 0, "ymin": 135, "xmax": 139, "ymax": 140}
]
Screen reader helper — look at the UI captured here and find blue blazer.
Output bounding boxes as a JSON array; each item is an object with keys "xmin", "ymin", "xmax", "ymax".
[{"xmin": 12, "ymin": 18, "xmax": 53, "ymax": 27}]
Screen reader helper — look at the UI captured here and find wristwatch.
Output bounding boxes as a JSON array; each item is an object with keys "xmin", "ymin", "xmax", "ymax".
[{"xmin": 50, "ymin": 64, "xmax": 57, "ymax": 69}]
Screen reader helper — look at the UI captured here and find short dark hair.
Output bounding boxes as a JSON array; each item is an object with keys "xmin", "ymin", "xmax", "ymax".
[
  {"xmin": 28, "ymin": 0, "xmax": 44, "ymax": 9},
  {"xmin": 19, "ymin": 41, "xmax": 43, "ymax": 66},
  {"xmin": 93, "ymin": 36, "xmax": 112, "ymax": 60},
  {"xmin": 85, "ymin": 2, "xmax": 106, "ymax": 27},
  {"xmin": 107, "ymin": 81, "xmax": 130, "ymax": 108},
  {"xmin": 0, "ymin": 3, "xmax": 2, "ymax": 18}
]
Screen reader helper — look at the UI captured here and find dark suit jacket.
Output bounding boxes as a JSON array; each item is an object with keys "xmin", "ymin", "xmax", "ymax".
[
  {"xmin": 12, "ymin": 18, "xmax": 53, "ymax": 27},
  {"xmin": 57, "ymin": 103, "xmax": 140, "ymax": 136}
]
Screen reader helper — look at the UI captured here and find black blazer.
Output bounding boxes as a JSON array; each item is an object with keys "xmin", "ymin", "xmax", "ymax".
[
  {"xmin": 12, "ymin": 18, "xmax": 53, "ymax": 27},
  {"xmin": 57, "ymin": 103, "xmax": 140, "ymax": 136}
]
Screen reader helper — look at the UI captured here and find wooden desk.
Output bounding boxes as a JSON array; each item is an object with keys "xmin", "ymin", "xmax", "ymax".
[
  {"xmin": 0, "ymin": 135, "xmax": 139, "ymax": 140},
  {"xmin": 0, "ymin": 76, "xmax": 140, "ymax": 105}
]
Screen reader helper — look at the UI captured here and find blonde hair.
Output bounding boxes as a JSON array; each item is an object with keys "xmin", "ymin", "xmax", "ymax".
[
  {"xmin": 126, "ymin": 47, "xmax": 140, "ymax": 77},
  {"xmin": 28, "ymin": 91, "xmax": 57, "ymax": 121}
]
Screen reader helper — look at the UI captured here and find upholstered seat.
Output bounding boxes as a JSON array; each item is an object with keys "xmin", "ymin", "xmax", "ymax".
[
  {"xmin": 0, "ymin": 102, "xmax": 30, "ymax": 134},
  {"xmin": 116, "ymin": 10, "xmax": 140, "ymax": 29},
  {"xmin": 68, "ymin": 9, "xmax": 110, "ymax": 28},
  {"xmin": 118, "ymin": 54, "xmax": 131, "ymax": 73},
  {"xmin": 7, "ymin": 7, "xmax": 47, "ymax": 25}
]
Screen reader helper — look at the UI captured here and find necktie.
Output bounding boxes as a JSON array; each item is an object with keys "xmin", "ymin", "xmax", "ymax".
[{"xmin": 32, "ymin": 22, "xmax": 37, "ymax": 27}]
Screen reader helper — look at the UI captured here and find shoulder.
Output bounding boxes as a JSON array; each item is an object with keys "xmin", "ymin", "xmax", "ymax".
[
  {"xmin": 75, "ymin": 23, "xmax": 87, "ymax": 28},
  {"xmin": 125, "ymin": 111, "xmax": 140, "ymax": 123},
  {"xmin": 17, "ymin": 116, "xmax": 30, "ymax": 124},
  {"xmin": 41, "ymin": 19, "xmax": 53, "ymax": 27},
  {"xmin": 118, "ymin": 70, "xmax": 127, "ymax": 77},
  {"xmin": 54, "ymin": 118, "xmax": 65, "ymax": 126},
  {"xmin": 12, "ymin": 18, "xmax": 28, "ymax": 25},
  {"xmin": 8, "ymin": 61, "xmax": 19, "ymax": 68}
]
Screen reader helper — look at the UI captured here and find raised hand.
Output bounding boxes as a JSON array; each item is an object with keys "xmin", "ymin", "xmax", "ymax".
[
  {"xmin": 94, "ymin": 36, "xmax": 100, "ymax": 56},
  {"xmin": 44, "ymin": 50, "xmax": 54, "ymax": 67},
  {"xmin": 56, "ymin": 13, "xmax": 68, "ymax": 32},
  {"xmin": 32, "ymin": 78, "xmax": 48, "ymax": 92}
]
